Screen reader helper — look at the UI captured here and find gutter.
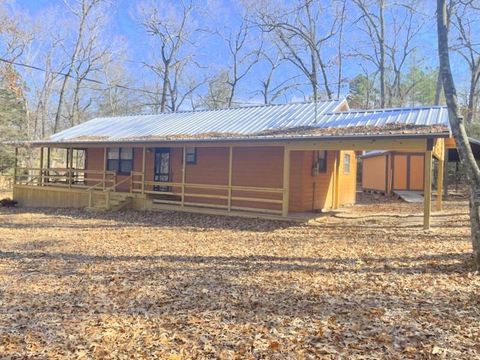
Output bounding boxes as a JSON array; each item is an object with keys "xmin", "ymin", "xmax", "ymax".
[{"xmin": 5, "ymin": 131, "xmax": 451, "ymax": 148}]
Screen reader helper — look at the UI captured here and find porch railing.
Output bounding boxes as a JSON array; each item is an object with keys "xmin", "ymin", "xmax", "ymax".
[
  {"xmin": 14, "ymin": 167, "xmax": 116, "ymax": 190},
  {"xmin": 14, "ymin": 167, "xmax": 285, "ymax": 215}
]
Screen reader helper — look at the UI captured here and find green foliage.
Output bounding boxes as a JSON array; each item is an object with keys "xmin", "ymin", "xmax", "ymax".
[
  {"xmin": 403, "ymin": 66, "xmax": 438, "ymax": 106},
  {"xmin": 0, "ymin": 81, "xmax": 27, "ymax": 173},
  {"xmin": 348, "ymin": 74, "xmax": 378, "ymax": 109}
]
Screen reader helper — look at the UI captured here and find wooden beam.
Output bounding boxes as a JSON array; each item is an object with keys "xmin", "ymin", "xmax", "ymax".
[
  {"xmin": 103, "ymin": 146, "xmax": 107, "ymax": 190},
  {"xmin": 228, "ymin": 146, "xmax": 233, "ymax": 211},
  {"xmin": 181, "ymin": 146, "xmax": 186, "ymax": 206},
  {"xmin": 142, "ymin": 146, "xmax": 146, "ymax": 194},
  {"xmin": 443, "ymin": 147, "xmax": 449, "ymax": 200},
  {"xmin": 282, "ymin": 146, "xmax": 291, "ymax": 217},
  {"xmin": 68, "ymin": 147, "xmax": 73, "ymax": 188},
  {"xmin": 39, "ymin": 147, "xmax": 44, "ymax": 186},
  {"xmin": 436, "ymin": 156, "xmax": 444, "ymax": 211},
  {"xmin": 334, "ymin": 151, "xmax": 341, "ymax": 209},
  {"xmin": 424, "ymin": 150, "xmax": 433, "ymax": 230},
  {"xmin": 286, "ymin": 138, "xmax": 430, "ymax": 152}
]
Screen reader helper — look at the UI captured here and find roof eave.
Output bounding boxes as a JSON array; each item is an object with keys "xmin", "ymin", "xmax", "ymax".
[{"xmin": 6, "ymin": 131, "xmax": 452, "ymax": 148}]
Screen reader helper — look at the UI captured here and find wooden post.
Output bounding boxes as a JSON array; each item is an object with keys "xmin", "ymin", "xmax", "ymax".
[
  {"xmin": 436, "ymin": 157, "xmax": 444, "ymax": 212},
  {"xmin": 39, "ymin": 147, "xmax": 44, "ymax": 186},
  {"xmin": 334, "ymin": 151, "xmax": 341, "ymax": 209},
  {"xmin": 46, "ymin": 147, "xmax": 51, "ymax": 184},
  {"xmin": 68, "ymin": 147, "xmax": 73, "ymax": 188},
  {"xmin": 13, "ymin": 147, "xmax": 18, "ymax": 185},
  {"xmin": 181, "ymin": 146, "xmax": 186, "ymax": 206},
  {"xmin": 282, "ymin": 146, "xmax": 291, "ymax": 217},
  {"xmin": 228, "ymin": 146, "xmax": 233, "ymax": 211},
  {"xmin": 142, "ymin": 146, "xmax": 146, "ymax": 194},
  {"xmin": 424, "ymin": 149, "xmax": 433, "ymax": 230},
  {"xmin": 103, "ymin": 146, "xmax": 107, "ymax": 190},
  {"xmin": 443, "ymin": 147, "xmax": 449, "ymax": 200}
]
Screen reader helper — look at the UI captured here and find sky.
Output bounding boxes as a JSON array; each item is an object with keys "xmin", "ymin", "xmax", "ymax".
[{"xmin": 9, "ymin": 0, "xmax": 473, "ymax": 107}]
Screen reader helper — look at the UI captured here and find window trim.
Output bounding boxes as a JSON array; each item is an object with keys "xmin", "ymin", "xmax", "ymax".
[
  {"xmin": 343, "ymin": 153, "xmax": 351, "ymax": 175},
  {"xmin": 185, "ymin": 147, "xmax": 197, "ymax": 165},
  {"xmin": 316, "ymin": 150, "xmax": 327, "ymax": 173},
  {"xmin": 107, "ymin": 147, "xmax": 134, "ymax": 175}
]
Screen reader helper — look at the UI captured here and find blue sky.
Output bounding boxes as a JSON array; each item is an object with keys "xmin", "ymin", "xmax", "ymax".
[{"xmin": 11, "ymin": 0, "xmax": 471, "ymax": 107}]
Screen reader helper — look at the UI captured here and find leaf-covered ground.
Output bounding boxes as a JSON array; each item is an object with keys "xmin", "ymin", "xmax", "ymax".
[{"xmin": 0, "ymin": 194, "xmax": 479, "ymax": 359}]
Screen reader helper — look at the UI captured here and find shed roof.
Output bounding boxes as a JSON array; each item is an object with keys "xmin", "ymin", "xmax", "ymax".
[{"xmin": 22, "ymin": 100, "xmax": 451, "ymax": 146}]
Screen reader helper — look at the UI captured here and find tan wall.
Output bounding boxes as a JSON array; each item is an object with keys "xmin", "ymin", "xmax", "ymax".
[
  {"xmin": 362, "ymin": 155, "xmax": 387, "ymax": 192},
  {"xmin": 362, "ymin": 152, "xmax": 425, "ymax": 192},
  {"xmin": 409, "ymin": 155, "xmax": 424, "ymax": 190}
]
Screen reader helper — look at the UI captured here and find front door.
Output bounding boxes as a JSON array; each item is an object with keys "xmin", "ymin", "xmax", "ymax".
[{"xmin": 154, "ymin": 148, "xmax": 170, "ymax": 191}]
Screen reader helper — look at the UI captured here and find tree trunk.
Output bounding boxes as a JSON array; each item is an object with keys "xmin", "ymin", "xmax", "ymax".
[
  {"xmin": 379, "ymin": 0, "xmax": 386, "ymax": 108},
  {"xmin": 437, "ymin": 0, "xmax": 480, "ymax": 271}
]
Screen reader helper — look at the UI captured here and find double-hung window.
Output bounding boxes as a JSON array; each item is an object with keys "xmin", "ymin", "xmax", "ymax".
[{"xmin": 107, "ymin": 148, "xmax": 133, "ymax": 174}]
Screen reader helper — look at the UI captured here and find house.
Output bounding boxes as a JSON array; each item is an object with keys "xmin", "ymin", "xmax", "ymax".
[
  {"xmin": 10, "ymin": 99, "xmax": 450, "ymax": 229},
  {"xmin": 361, "ymin": 137, "xmax": 480, "ymax": 195}
]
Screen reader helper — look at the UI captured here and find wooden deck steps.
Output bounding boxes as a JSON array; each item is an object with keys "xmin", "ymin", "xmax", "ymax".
[{"xmin": 87, "ymin": 192, "xmax": 133, "ymax": 212}]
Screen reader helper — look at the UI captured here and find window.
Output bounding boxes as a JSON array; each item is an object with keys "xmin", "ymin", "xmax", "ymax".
[
  {"xmin": 343, "ymin": 154, "xmax": 351, "ymax": 174},
  {"xmin": 316, "ymin": 150, "xmax": 327, "ymax": 173},
  {"xmin": 107, "ymin": 148, "xmax": 133, "ymax": 174},
  {"xmin": 186, "ymin": 147, "xmax": 197, "ymax": 164}
]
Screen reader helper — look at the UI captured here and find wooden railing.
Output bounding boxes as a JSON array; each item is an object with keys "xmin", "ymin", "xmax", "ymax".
[
  {"xmin": 14, "ymin": 167, "xmax": 285, "ymax": 215},
  {"xmin": 131, "ymin": 175, "xmax": 284, "ymax": 215},
  {"xmin": 15, "ymin": 167, "xmax": 116, "ymax": 190}
]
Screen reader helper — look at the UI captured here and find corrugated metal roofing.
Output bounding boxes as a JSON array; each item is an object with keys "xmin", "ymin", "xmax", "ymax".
[
  {"xmin": 315, "ymin": 106, "xmax": 449, "ymax": 128},
  {"xmin": 49, "ymin": 100, "xmax": 346, "ymax": 142},
  {"xmin": 46, "ymin": 100, "xmax": 450, "ymax": 143}
]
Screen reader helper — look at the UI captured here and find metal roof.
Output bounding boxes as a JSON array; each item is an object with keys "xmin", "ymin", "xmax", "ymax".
[
  {"xmin": 33, "ymin": 101, "xmax": 450, "ymax": 145},
  {"xmin": 314, "ymin": 106, "xmax": 449, "ymax": 128},
  {"xmin": 49, "ymin": 99, "xmax": 347, "ymax": 142}
]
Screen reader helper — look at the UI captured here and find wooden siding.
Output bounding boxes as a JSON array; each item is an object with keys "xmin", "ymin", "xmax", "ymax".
[
  {"xmin": 362, "ymin": 154, "xmax": 387, "ymax": 192},
  {"xmin": 83, "ymin": 146, "xmax": 358, "ymax": 213},
  {"xmin": 362, "ymin": 151, "xmax": 425, "ymax": 192}
]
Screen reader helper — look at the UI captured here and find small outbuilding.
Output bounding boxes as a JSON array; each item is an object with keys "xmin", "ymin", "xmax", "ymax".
[{"xmin": 361, "ymin": 137, "xmax": 480, "ymax": 195}]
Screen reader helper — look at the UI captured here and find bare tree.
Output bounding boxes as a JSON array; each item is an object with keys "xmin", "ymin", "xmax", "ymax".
[
  {"xmin": 53, "ymin": 0, "xmax": 107, "ymax": 133},
  {"xmin": 137, "ymin": 0, "xmax": 199, "ymax": 113},
  {"xmin": 352, "ymin": 0, "xmax": 386, "ymax": 107},
  {"xmin": 255, "ymin": 50, "xmax": 303, "ymax": 104},
  {"xmin": 220, "ymin": 18, "xmax": 262, "ymax": 107},
  {"xmin": 437, "ymin": 0, "xmax": 480, "ymax": 271},
  {"xmin": 254, "ymin": 0, "xmax": 340, "ymax": 101},
  {"xmin": 450, "ymin": 1, "xmax": 480, "ymax": 124}
]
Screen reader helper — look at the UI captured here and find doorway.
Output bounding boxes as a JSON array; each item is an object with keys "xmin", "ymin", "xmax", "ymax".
[{"xmin": 153, "ymin": 148, "xmax": 170, "ymax": 191}]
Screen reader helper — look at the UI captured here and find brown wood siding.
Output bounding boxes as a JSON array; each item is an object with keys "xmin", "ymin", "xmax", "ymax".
[
  {"xmin": 84, "ymin": 145, "xmax": 356, "ymax": 213},
  {"xmin": 362, "ymin": 154, "xmax": 387, "ymax": 192}
]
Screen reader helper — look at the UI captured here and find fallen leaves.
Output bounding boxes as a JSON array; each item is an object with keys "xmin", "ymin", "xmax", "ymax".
[{"xmin": 0, "ymin": 195, "xmax": 478, "ymax": 358}]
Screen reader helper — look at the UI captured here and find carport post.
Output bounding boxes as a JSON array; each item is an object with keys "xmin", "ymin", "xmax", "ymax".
[
  {"xmin": 436, "ymin": 156, "xmax": 444, "ymax": 211},
  {"xmin": 423, "ymin": 145, "xmax": 433, "ymax": 230}
]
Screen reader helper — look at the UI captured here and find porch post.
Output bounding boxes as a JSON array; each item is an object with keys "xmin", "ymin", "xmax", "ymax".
[
  {"xmin": 228, "ymin": 146, "xmax": 233, "ymax": 211},
  {"xmin": 282, "ymin": 145, "xmax": 291, "ymax": 217},
  {"xmin": 68, "ymin": 147, "xmax": 73, "ymax": 188},
  {"xmin": 423, "ymin": 143, "xmax": 433, "ymax": 230},
  {"xmin": 142, "ymin": 146, "xmax": 146, "ymax": 194},
  {"xmin": 103, "ymin": 146, "xmax": 107, "ymax": 190},
  {"xmin": 436, "ymin": 154, "xmax": 444, "ymax": 212},
  {"xmin": 13, "ymin": 147, "xmax": 18, "ymax": 185},
  {"xmin": 181, "ymin": 146, "xmax": 186, "ymax": 206},
  {"xmin": 334, "ymin": 151, "xmax": 341, "ymax": 209},
  {"xmin": 443, "ymin": 147, "xmax": 449, "ymax": 200},
  {"xmin": 44, "ymin": 147, "xmax": 51, "ymax": 183},
  {"xmin": 39, "ymin": 147, "xmax": 44, "ymax": 186}
]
